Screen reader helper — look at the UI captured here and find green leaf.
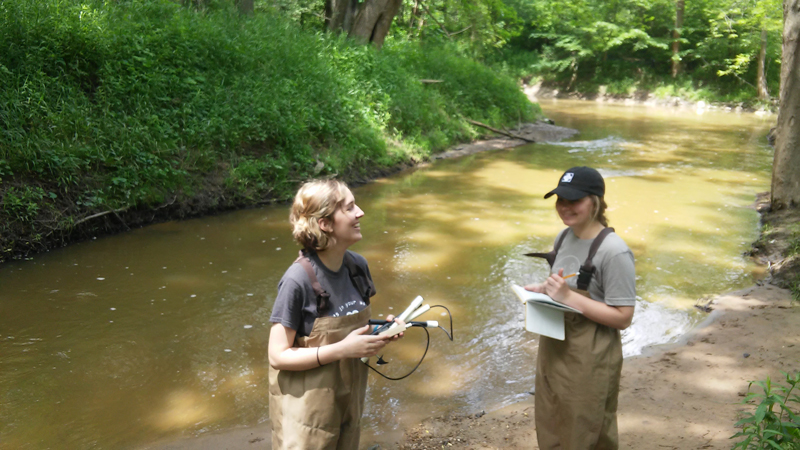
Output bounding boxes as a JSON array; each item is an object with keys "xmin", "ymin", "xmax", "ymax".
[{"xmin": 755, "ymin": 403, "xmax": 768, "ymax": 423}]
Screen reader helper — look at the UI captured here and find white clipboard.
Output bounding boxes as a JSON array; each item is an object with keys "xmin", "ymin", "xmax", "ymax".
[{"xmin": 511, "ymin": 284, "xmax": 581, "ymax": 341}]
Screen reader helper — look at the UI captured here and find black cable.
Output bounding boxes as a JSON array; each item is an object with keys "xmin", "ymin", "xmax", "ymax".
[
  {"xmin": 365, "ymin": 327, "xmax": 430, "ymax": 381},
  {"xmin": 430, "ymin": 305, "xmax": 454, "ymax": 341},
  {"xmin": 364, "ymin": 304, "xmax": 454, "ymax": 380}
]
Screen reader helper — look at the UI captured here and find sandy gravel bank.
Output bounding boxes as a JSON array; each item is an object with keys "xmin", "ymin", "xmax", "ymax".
[{"xmin": 396, "ymin": 284, "xmax": 799, "ymax": 449}]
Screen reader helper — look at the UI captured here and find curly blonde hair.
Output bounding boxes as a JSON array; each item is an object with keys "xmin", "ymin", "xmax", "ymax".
[{"xmin": 289, "ymin": 179, "xmax": 351, "ymax": 251}]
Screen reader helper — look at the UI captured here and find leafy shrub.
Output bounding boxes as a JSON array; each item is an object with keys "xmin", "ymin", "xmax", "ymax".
[
  {"xmin": 3, "ymin": 187, "xmax": 47, "ymax": 224},
  {"xmin": 732, "ymin": 371, "xmax": 800, "ymax": 449},
  {"xmin": 0, "ymin": 0, "xmax": 539, "ymax": 260}
]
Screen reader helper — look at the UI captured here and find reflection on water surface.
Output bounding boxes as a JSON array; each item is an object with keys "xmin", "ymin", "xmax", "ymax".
[{"xmin": 0, "ymin": 100, "xmax": 774, "ymax": 448}]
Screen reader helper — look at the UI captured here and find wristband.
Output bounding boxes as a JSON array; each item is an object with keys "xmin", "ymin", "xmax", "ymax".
[{"xmin": 316, "ymin": 346, "xmax": 323, "ymax": 367}]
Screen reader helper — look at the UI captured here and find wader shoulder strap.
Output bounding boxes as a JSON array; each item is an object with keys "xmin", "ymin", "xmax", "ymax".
[
  {"xmin": 524, "ymin": 228, "xmax": 570, "ymax": 267},
  {"xmin": 576, "ymin": 227, "xmax": 615, "ymax": 291},
  {"xmin": 295, "ymin": 251, "xmax": 331, "ymax": 312},
  {"xmin": 342, "ymin": 252, "xmax": 375, "ymax": 304},
  {"xmin": 294, "ymin": 250, "xmax": 374, "ymax": 313}
]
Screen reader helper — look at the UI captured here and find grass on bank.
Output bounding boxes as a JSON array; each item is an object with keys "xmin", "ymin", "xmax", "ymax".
[{"xmin": 0, "ymin": 0, "xmax": 540, "ymax": 261}]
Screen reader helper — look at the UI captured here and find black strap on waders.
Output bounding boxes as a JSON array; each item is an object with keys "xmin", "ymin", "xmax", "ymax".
[
  {"xmin": 295, "ymin": 250, "xmax": 375, "ymax": 314},
  {"xmin": 525, "ymin": 227, "xmax": 615, "ymax": 291},
  {"xmin": 524, "ymin": 230, "xmax": 570, "ymax": 267}
]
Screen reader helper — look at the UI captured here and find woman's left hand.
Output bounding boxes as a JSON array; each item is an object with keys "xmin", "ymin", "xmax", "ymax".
[
  {"xmin": 384, "ymin": 314, "xmax": 405, "ymax": 340},
  {"xmin": 543, "ymin": 268, "xmax": 571, "ymax": 303}
]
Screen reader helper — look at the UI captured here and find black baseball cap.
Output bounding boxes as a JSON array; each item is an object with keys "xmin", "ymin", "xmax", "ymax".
[{"xmin": 544, "ymin": 166, "xmax": 605, "ymax": 200}]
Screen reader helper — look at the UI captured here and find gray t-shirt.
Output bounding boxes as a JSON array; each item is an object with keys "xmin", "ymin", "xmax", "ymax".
[
  {"xmin": 270, "ymin": 250, "xmax": 374, "ymax": 337},
  {"xmin": 552, "ymin": 228, "xmax": 636, "ymax": 307}
]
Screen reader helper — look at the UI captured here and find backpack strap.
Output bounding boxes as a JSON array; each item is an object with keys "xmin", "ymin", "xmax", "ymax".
[
  {"xmin": 524, "ymin": 228, "xmax": 570, "ymax": 267},
  {"xmin": 576, "ymin": 227, "xmax": 615, "ymax": 291},
  {"xmin": 295, "ymin": 250, "xmax": 331, "ymax": 313}
]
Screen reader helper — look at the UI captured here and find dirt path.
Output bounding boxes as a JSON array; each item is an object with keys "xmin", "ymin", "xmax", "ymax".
[{"xmin": 397, "ymin": 284, "xmax": 799, "ymax": 449}]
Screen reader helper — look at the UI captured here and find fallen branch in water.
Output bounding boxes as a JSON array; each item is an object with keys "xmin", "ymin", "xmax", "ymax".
[
  {"xmin": 466, "ymin": 119, "xmax": 536, "ymax": 143},
  {"xmin": 72, "ymin": 207, "xmax": 130, "ymax": 227}
]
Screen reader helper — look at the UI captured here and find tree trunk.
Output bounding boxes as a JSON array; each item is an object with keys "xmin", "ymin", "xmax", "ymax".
[
  {"xmin": 327, "ymin": 0, "xmax": 401, "ymax": 48},
  {"xmin": 410, "ymin": 0, "xmax": 420, "ymax": 31},
  {"xmin": 671, "ymin": 0, "xmax": 685, "ymax": 78},
  {"xmin": 757, "ymin": 28, "xmax": 770, "ymax": 99},
  {"xmin": 326, "ymin": 0, "xmax": 359, "ymax": 34},
  {"xmin": 349, "ymin": 0, "xmax": 403, "ymax": 48},
  {"xmin": 771, "ymin": 0, "xmax": 800, "ymax": 209}
]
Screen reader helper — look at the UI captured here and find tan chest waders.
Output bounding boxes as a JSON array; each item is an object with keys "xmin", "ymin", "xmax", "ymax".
[
  {"xmin": 527, "ymin": 228, "xmax": 623, "ymax": 450},
  {"xmin": 268, "ymin": 251, "xmax": 373, "ymax": 450}
]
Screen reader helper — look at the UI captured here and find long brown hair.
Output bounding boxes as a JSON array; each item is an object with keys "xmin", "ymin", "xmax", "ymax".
[{"xmin": 589, "ymin": 195, "xmax": 609, "ymax": 227}]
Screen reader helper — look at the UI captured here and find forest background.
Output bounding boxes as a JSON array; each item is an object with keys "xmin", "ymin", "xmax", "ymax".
[{"xmin": 0, "ymin": 0, "xmax": 785, "ymax": 263}]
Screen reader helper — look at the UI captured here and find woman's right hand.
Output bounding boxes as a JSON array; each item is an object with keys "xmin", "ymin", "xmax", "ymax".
[{"xmin": 337, "ymin": 325, "xmax": 391, "ymax": 359}]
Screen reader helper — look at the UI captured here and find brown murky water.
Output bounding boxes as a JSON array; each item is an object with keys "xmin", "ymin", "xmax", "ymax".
[{"xmin": 0, "ymin": 100, "xmax": 775, "ymax": 449}]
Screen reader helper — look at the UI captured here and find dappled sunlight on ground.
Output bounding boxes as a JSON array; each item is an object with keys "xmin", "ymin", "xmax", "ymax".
[{"xmin": 616, "ymin": 285, "xmax": 800, "ymax": 449}]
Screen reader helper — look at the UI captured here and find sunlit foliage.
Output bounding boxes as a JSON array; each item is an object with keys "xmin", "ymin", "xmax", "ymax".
[{"xmin": 0, "ymin": 0, "xmax": 538, "ymax": 260}]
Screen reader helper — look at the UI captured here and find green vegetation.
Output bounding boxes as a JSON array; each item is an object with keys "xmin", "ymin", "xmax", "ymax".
[
  {"xmin": 1, "ymin": 0, "xmax": 789, "ymax": 261},
  {"xmin": 502, "ymin": 0, "xmax": 782, "ymax": 105},
  {"xmin": 732, "ymin": 371, "xmax": 800, "ymax": 449},
  {"xmin": 0, "ymin": 0, "xmax": 539, "ymax": 261},
  {"xmin": 337, "ymin": 0, "xmax": 783, "ymax": 105}
]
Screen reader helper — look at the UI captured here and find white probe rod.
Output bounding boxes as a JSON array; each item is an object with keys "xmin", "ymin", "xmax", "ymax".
[
  {"xmin": 404, "ymin": 304, "xmax": 431, "ymax": 323},
  {"xmin": 362, "ymin": 296, "xmax": 424, "ymax": 363},
  {"xmin": 396, "ymin": 296, "xmax": 424, "ymax": 323},
  {"xmin": 378, "ymin": 305, "xmax": 431, "ymax": 337},
  {"xmin": 385, "ymin": 296, "xmax": 425, "ymax": 333},
  {"xmin": 379, "ymin": 322, "xmax": 412, "ymax": 338}
]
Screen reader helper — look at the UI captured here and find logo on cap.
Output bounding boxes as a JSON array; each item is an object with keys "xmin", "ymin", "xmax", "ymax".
[{"xmin": 561, "ymin": 173, "xmax": 574, "ymax": 183}]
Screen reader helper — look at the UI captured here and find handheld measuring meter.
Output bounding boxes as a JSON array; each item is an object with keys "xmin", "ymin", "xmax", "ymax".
[{"xmin": 361, "ymin": 296, "xmax": 454, "ymax": 380}]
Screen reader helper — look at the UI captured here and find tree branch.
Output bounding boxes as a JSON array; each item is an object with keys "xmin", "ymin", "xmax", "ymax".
[
  {"xmin": 72, "ymin": 207, "xmax": 129, "ymax": 227},
  {"xmin": 420, "ymin": 3, "xmax": 450, "ymax": 38},
  {"xmin": 466, "ymin": 119, "xmax": 536, "ymax": 143},
  {"xmin": 449, "ymin": 25, "xmax": 471, "ymax": 37}
]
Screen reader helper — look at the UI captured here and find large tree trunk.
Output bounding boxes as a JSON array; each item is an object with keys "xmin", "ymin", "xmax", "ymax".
[
  {"xmin": 771, "ymin": 0, "xmax": 800, "ymax": 209},
  {"xmin": 326, "ymin": 0, "xmax": 402, "ymax": 48},
  {"xmin": 350, "ymin": 0, "xmax": 403, "ymax": 48},
  {"xmin": 326, "ymin": 0, "xmax": 359, "ymax": 34},
  {"xmin": 671, "ymin": 0, "xmax": 685, "ymax": 78},
  {"xmin": 756, "ymin": 28, "xmax": 770, "ymax": 99}
]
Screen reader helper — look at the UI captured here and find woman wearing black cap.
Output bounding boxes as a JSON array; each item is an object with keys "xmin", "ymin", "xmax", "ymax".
[{"xmin": 524, "ymin": 166, "xmax": 636, "ymax": 450}]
